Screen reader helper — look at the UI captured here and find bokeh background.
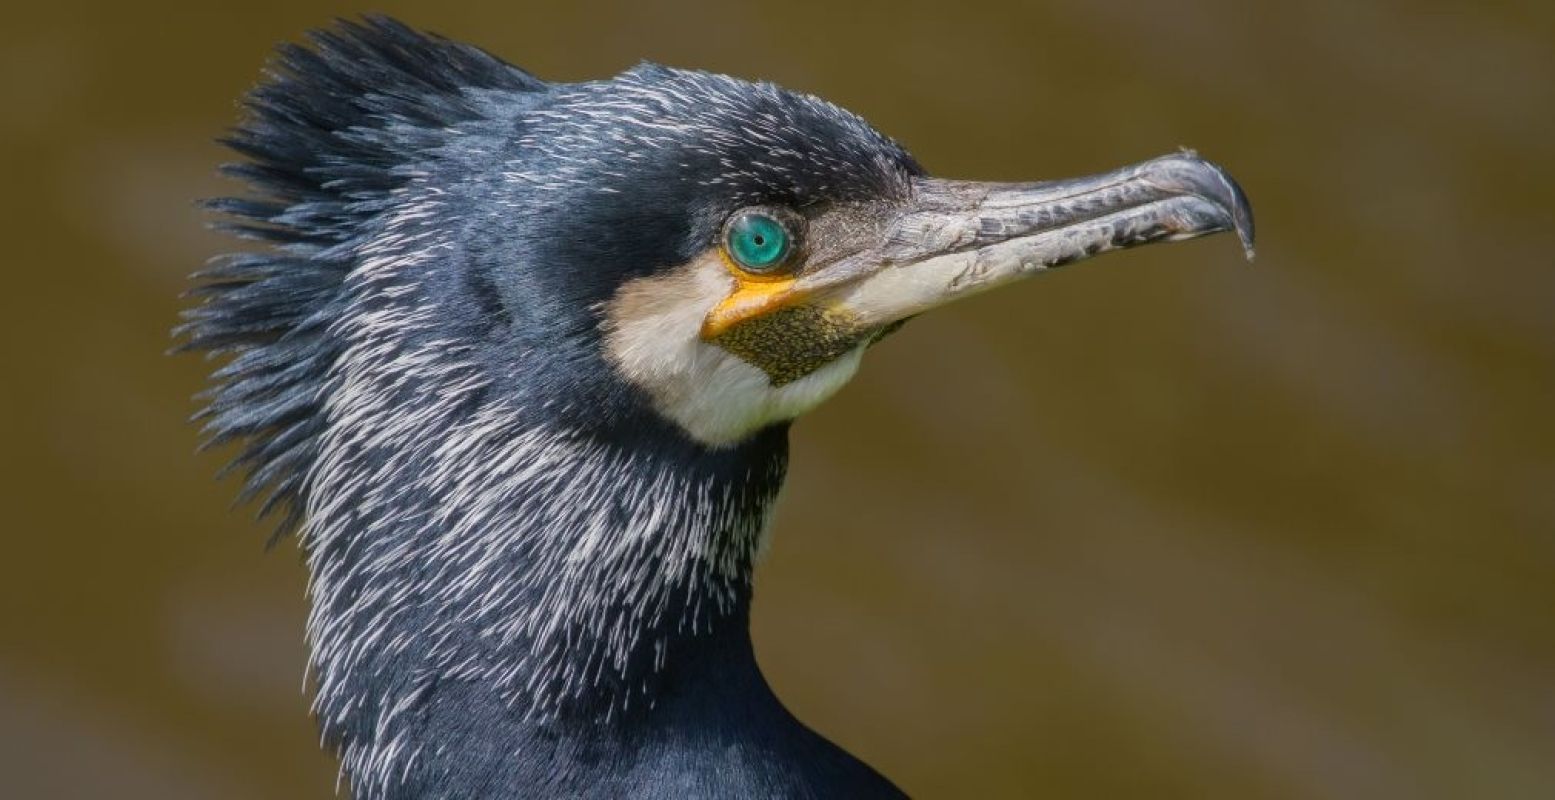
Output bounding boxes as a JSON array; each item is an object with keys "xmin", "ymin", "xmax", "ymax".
[{"xmin": 4, "ymin": 1, "xmax": 1552, "ymax": 797}]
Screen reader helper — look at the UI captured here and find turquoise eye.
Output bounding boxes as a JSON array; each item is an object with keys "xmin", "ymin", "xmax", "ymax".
[{"xmin": 724, "ymin": 212, "xmax": 793, "ymax": 272}]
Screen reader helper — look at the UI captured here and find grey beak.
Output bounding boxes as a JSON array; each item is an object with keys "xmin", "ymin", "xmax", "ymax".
[{"xmin": 805, "ymin": 150, "xmax": 1254, "ymax": 329}]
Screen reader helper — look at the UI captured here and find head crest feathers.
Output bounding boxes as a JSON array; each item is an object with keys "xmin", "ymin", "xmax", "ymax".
[{"xmin": 178, "ymin": 17, "xmax": 546, "ymax": 535}]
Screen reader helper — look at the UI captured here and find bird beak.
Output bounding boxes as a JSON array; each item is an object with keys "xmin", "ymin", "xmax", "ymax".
[{"xmin": 790, "ymin": 150, "xmax": 1254, "ymax": 334}]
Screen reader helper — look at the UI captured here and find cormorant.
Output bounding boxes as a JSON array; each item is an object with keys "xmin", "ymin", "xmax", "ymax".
[{"xmin": 181, "ymin": 17, "xmax": 1254, "ymax": 799}]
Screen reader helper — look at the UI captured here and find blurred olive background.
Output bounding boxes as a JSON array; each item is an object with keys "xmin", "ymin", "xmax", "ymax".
[{"xmin": 4, "ymin": 1, "xmax": 1553, "ymax": 797}]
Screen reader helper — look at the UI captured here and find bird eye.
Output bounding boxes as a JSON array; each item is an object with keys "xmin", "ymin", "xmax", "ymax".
[{"xmin": 723, "ymin": 210, "xmax": 797, "ymax": 274}]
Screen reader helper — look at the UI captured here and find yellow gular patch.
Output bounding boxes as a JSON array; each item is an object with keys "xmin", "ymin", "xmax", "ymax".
[{"xmin": 699, "ymin": 251, "xmax": 808, "ymax": 339}]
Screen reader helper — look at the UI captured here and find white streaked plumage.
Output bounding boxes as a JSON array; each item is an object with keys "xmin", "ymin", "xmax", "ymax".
[{"xmin": 300, "ymin": 208, "xmax": 784, "ymax": 794}]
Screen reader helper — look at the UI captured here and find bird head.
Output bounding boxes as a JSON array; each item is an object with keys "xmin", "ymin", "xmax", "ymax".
[
  {"xmin": 183, "ymin": 18, "xmax": 1260, "ymax": 561},
  {"xmin": 434, "ymin": 63, "xmax": 1253, "ymax": 447},
  {"xmin": 188, "ymin": 15, "xmax": 1254, "ymax": 537}
]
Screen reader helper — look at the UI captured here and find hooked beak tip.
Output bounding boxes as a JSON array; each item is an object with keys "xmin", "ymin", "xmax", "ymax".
[{"xmin": 1152, "ymin": 148, "xmax": 1256, "ymax": 261}]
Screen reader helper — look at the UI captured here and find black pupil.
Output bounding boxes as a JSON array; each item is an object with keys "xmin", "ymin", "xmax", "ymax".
[{"xmin": 753, "ymin": 235, "xmax": 765, "ymax": 245}]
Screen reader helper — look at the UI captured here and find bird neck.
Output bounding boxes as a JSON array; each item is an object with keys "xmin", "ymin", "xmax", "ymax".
[{"xmin": 298, "ymin": 258, "xmax": 793, "ymax": 791}]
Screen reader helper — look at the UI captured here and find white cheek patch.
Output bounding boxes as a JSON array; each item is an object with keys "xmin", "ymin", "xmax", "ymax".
[{"xmin": 602, "ymin": 255, "xmax": 865, "ymax": 447}]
